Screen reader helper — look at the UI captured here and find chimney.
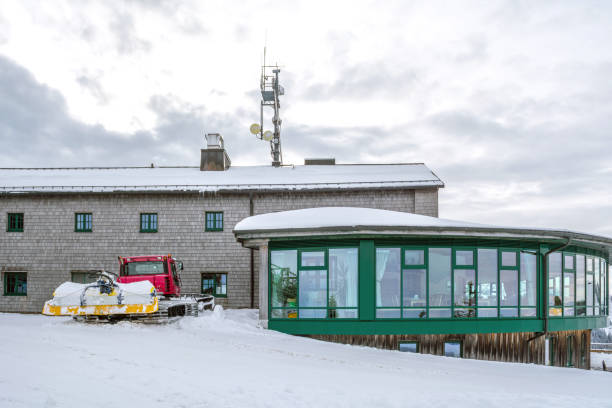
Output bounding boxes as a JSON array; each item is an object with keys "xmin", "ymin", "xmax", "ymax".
[{"xmin": 200, "ymin": 133, "xmax": 231, "ymax": 171}]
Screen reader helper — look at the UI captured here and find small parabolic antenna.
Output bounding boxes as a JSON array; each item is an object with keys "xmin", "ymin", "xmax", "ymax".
[
  {"xmin": 262, "ymin": 130, "xmax": 274, "ymax": 141},
  {"xmin": 249, "ymin": 123, "xmax": 261, "ymax": 135}
]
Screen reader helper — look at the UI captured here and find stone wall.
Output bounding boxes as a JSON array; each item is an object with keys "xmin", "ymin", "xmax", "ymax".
[{"xmin": 0, "ymin": 187, "xmax": 438, "ymax": 312}]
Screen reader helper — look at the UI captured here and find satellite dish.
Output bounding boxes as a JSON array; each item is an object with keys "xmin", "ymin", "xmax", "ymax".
[
  {"xmin": 249, "ymin": 123, "xmax": 261, "ymax": 135},
  {"xmin": 262, "ymin": 130, "xmax": 273, "ymax": 141}
]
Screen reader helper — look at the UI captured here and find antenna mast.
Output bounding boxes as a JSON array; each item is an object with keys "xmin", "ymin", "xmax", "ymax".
[{"xmin": 253, "ymin": 47, "xmax": 284, "ymax": 167}]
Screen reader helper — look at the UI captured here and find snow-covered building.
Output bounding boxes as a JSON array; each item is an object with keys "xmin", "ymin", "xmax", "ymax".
[
  {"xmin": 0, "ymin": 137, "xmax": 443, "ymax": 314},
  {"xmin": 234, "ymin": 207, "xmax": 611, "ymax": 368}
]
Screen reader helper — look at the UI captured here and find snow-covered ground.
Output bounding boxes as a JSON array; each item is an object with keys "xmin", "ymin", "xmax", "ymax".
[
  {"xmin": 1, "ymin": 309, "xmax": 610, "ymax": 408},
  {"xmin": 591, "ymin": 352, "xmax": 612, "ymax": 371}
]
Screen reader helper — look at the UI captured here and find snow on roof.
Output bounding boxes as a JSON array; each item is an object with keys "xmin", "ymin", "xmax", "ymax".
[
  {"xmin": 234, "ymin": 207, "xmax": 488, "ymax": 231},
  {"xmin": 234, "ymin": 207, "xmax": 612, "ymax": 252},
  {"xmin": 0, "ymin": 164, "xmax": 443, "ymax": 193}
]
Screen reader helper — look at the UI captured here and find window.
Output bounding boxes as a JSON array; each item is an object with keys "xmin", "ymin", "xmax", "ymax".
[
  {"xmin": 520, "ymin": 252, "xmax": 537, "ymax": 317},
  {"xmin": 563, "ymin": 253, "xmax": 575, "ymax": 316},
  {"xmin": 201, "ymin": 273, "xmax": 227, "ymax": 297},
  {"xmin": 7, "ymin": 213, "xmax": 24, "ymax": 232},
  {"xmin": 428, "ymin": 248, "xmax": 451, "ymax": 318},
  {"xmin": 376, "ymin": 247, "xmax": 427, "ymax": 319},
  {"xmin": 576, "ymin": 255, "xmax": 586, "ymax": 316},
  {"xmin": 453, "ymin": 249, "xmax": 476, "ymax": 318},
  {"xmin": 548, "ymin": 253, "xmax": 562, "ymax": 316},
  {"xmin": 75, "ymin": 213, "xmax": 92, "ymax": 232},
  {"xmin": 444, "ymin": 341, "xmax": 462, "ymax": 358},
  {"xmin": 4, "ymin": 272, "xmax": 27, "ymax": 296},
  {"xmin": 594, "ymin": 257, "xmax": 601, "ymax": 315},
  {"xmin": 124, "ymin": 261, "xmax": 166, "ymax": 276},
  {"xmin": 500, "ymin": 250, "xmax": 519, "ymax": 318},
  {"xmin": 205, "ymin": 212, "xmax": 223, "ymax": 231},
  {"xmin": 399, "ymin": 341, "xmax": 419, "ymax": 353},
  {"xmin": 71, "ymin": 271, "xmax": 99, "ymax": 284},
  {"xmin": 271, "ymin": 248, "xmax": 358, "ymax": 319},
  {"xmin": 140, "ymin": 213, "xmax": 158, "ymax": 233},
  {"xmin": 477, "ymin": 248, "xmax": 498, "ymax": 318},
  {"xmin": 376, "ymin": 248, "xmax": 401, "ymax": 318}
]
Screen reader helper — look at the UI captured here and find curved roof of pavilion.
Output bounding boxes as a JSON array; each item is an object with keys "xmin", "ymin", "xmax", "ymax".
[{"xmin": 234, "ymin": 207, "xmax": 612, "ymax": 258}]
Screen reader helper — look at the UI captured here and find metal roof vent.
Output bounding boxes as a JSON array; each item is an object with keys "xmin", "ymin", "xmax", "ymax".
[
  {"xmin": 205, "ymin": 133, "xmax": 223, "ymax": 148},
  {"xmin": 304, "ymin": 158, "xmax": 335, "ymax": 165}
]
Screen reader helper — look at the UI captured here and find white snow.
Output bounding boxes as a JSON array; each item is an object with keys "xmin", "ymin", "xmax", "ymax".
[
  {"xmin": 591, "ymin": 352, "xmax": 612, "ymax": 371},
  {"xmin": 47, "ymin": 280, "xmax": 155, "ymax": 306},
  {"xmin": 1, "ymin": 310, "xmax": 610, "ymax": 408},
  {"xmin": 0, "ymin": 164, "xmax": 443, "ymax": 193},
  {"xmin": 234, "ymin": 206, "xmax": 488, "ymax": 231},
  {"xmin": 233, "ymin": 207, "xmax": 612, "ymax": 245}
]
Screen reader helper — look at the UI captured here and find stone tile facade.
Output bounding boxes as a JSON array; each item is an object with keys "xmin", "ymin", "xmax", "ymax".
[{"xmin": 0, "ymin": 188, "xmax": 438, "ymax": 312}]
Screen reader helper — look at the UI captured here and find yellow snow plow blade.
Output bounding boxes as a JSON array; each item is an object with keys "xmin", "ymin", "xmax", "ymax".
[
  {"xmin": 42, "ymin": 274, "xmax": 159, "ymax": 317},
  {"xmin": 42, "ymin": 297, "xmax": 159, "ymax": 316}
]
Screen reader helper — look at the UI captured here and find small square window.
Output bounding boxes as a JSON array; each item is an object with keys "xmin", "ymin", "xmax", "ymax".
[
  {"xmin": 564, "ymin": 255, "xmax": 574, "ymax": 270},
  {"xmin": 399, "ymin": 341, "xmax": 419, "ymax": 353},
  {"xmin": 7, "ymin": 213, "xmax": 24, "ymax": 232},
  {"xmin": 205, "ymin": 212, "xmax": 223, "ymax": 231},
  {"xmin": 444, "ymin": 341, "xmax": 462, "ymax": 358},
  {"xmin": 140, "ymin": 213, "xmax": 158, "ymax": 233},
  {"xmin": 501, "ymin": 251, "xmax": 517, "ymax": 267},
  {"xmin": 201, "ymin": 273, "xmax": 227, "ymax": 297},
  {"xmin": 4, "ymin": 272, "xmax": 27, "ymax": 296},
  {"xmin": 301, "ymin": 251, "xmax": 325, "ymax": 267},
  {"xmin": 455, "ymin": 250, "xmax": 473, "ymax": 266},
  {"xmin": 404, "ymin": 250, "xmax": 424, "ymax": 265},
  {"xmin": 75, "ymin": 213, "xmax": 92, "ymax": 232}
]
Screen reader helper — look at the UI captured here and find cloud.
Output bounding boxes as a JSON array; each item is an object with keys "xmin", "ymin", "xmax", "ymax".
[
  {"xmin": 0, "ymin": 55, "xmax": 262, "ymax": 168},
  {"xmin": 76, "ymin": 75, "xmax": 109, "ymax": 105},
  {"xmin": 109, "ymin": 11, "xmax": 151, "ymax": 55},
  {"xmin": 300, "ymin": 61, "xmax": 420, "ymax": 101},
  {"xmin": 1, "ymin": 1, "xmax": 612, "ymax": 239}
]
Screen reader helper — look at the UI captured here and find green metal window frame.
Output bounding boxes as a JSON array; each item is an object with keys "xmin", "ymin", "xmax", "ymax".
[
  {"xmin": 201, "ymin": 273, "xmax": 227, "ymax": 297},
  {"xmin": 453, "ymin": 247, "xmax": 476, "ymax": 319},
  {"xmin": 3, "ymin": 272, "xmax": 27, "ymax": 296},
  {"xmin": 74, "ymin": 213, "xmax": 92, "ymax": 232},
  {"xmin": 270, "ymin": 246, "xmax": 360, "ymax": 320},
  {"xmin": 580, "ymin": 255, "xmax": 607, "ymax": 317},
  {"xmin": 499, "ymin": 248, "xmax": 520, "ymax": 318},
  {"xmin": 7, "ymin": 213, "xmax": 24, "ymax": 232},
  {"xmin": 375, "ymin": 245, "xmax": 428, "ymax": 319},
  {"xmin": 398, "ymin": 341, "xmax": 419, "ymax": 353},
  {"xmin": 267, "ymin": 239, "xmax": 609, "ymax": 334},
  {"xmin": 373, "ymin": 245, "xmax": 538, "ymax": 320},
  {"xmin": 205, "ymin": 211, "xmax": 223, "ymax": 232},
  {"xmin": 586, "ymin": 256, "xmax": 595, "ymax": 316},
  {"xmin": 575, "ymin": 254, "xmax": 587, "ymax": 317},
  {"xmin": 562, "ymin": 252, "xmax": 576, "ymax": 318},
  {"xmin": 140, "ymin": 213, "xmax": 158, "ymax": 233}
]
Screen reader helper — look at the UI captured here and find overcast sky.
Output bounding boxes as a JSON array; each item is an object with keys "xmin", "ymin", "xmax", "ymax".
[{"xmin": 0, "ymin": 0, "xmax": 611, "ymax": 236}]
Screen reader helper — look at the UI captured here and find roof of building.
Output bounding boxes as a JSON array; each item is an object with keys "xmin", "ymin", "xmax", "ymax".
[
  {"xmin": 233, "ymin": 207, "xmax": 612, "ymax": 257},
  {"xmin": 0, "ymin": 164, "xmax": 443, "ymax": 194}
]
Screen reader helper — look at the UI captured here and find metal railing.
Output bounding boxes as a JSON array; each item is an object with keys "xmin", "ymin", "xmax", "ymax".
[{"xmin": 592, "ymin": 343, "xmax": 612, "ymax": 352}]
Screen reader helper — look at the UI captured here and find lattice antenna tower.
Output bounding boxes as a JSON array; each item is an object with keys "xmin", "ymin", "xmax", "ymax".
[{"xmin": 249, "ymin": 47, "xmax": 284, "ymax": 167}]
